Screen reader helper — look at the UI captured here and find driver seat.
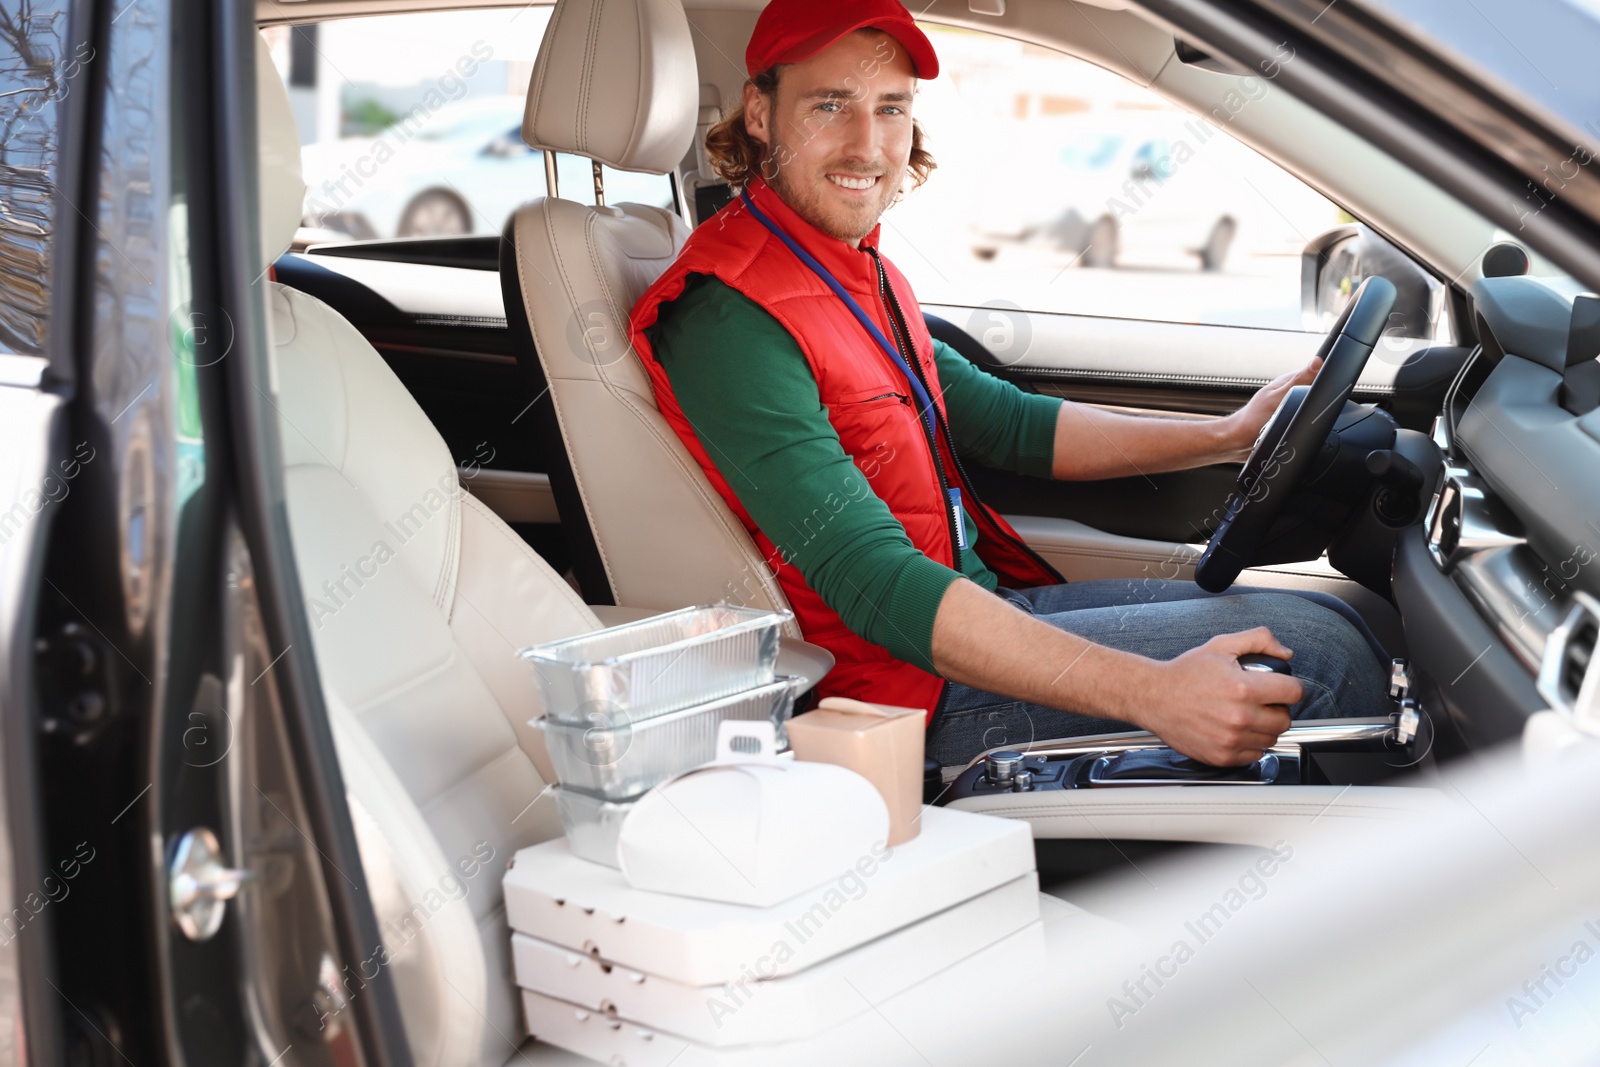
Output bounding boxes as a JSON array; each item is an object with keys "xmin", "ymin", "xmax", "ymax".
[{"xmin": 499, "ymin": 0, "xmax": 794, "ymax": 629}]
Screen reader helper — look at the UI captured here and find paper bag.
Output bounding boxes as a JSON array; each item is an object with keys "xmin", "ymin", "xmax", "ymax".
[{"xmin": 787, "ymin": 697, "xmax": 925, "ymax": 845}]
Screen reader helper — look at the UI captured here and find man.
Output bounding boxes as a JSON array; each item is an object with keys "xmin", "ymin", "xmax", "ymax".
[{"xmin": 629, "ymin": 0, "xmax": 1390, "ymax": 769}]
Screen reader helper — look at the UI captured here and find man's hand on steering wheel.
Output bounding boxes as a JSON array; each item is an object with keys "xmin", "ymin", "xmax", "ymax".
[
  {"xmin": 1195, "ymin": 276, "xmax": 1398, "ymax": 593},
  {"xmin": 1219, "ymin": 357, "xmax": 1323, "ymax": 463},
  {"xmin": 1137, "ymin": 628, "xmax": 1305, "ymax": 766}
]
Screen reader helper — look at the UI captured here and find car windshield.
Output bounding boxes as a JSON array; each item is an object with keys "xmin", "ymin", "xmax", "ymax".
[
  {"xmin": 1359, "ymin": 0, "xmax": 1600, "ymax": 126},
  {"xmin": 1352, "ymin": 0, "xmax": 1599, "ymax": 287}
]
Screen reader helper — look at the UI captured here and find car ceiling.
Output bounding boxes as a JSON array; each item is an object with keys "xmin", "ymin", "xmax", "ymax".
[{"xmin": 257, "ymin": 0, "xmax": 1510, "ymax": 294}]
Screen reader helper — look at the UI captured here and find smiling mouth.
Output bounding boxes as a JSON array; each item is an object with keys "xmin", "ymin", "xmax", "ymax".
[{"xmin": 827, "ymin": 174, "xmax": 879, "ymax": 191}]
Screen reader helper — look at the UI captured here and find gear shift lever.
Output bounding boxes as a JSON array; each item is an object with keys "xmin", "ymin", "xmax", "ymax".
[
  {"xmin": 945, "ymin": 650, "xmax": 1428, "ymax": 800},
  {"xmin": 1238, "ymin": 654, "xmax": 1292, "ymax": 675}
]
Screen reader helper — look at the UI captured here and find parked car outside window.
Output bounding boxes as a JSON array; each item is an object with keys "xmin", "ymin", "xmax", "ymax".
[
  {"xmin": 881, "ymin": 26, "xmax": 1347, "ymax": 331},
  {"xmin": 261, "ymin": 11, "xmax": 674, "ymax": 244}
]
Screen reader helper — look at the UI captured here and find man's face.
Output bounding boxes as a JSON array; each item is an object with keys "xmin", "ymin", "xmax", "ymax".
[{"xmin": 744, "ymin": 30, "xmax": 918, "ymax": 244}]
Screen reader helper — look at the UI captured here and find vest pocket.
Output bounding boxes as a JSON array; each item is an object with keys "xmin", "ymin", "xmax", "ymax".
[
  {"xmin": 828, "ymin": 391, "xmax": 912, "ymax": 458},
  {"xmin": 837, "ymin": 390, "xmax": 910, "ymax": 411}
]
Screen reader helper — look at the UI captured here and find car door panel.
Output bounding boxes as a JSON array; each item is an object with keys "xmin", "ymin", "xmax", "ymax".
[
  {"xmin": 928, "ymin": 308, "xmax": 1248, "ymax": 544},
  {"xmin": 927, "ymin": 307, "xmax": 1467, "ymax": 545},
  {"xmin": 1004, "ymin": 514, "xmax": 1199, "ymax": 582},
  {"xmin": 926, "ymin": 303, "xmax": 1463, "ymax": 407}
]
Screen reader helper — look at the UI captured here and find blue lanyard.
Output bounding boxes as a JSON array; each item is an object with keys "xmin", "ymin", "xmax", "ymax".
[
  {"xmin": 738, "ymin": 190, "xmax": 969, "ymax": 551},
  {"xmin": 739, "ymin": 190, "xmax": 937, "ymax": 434}
]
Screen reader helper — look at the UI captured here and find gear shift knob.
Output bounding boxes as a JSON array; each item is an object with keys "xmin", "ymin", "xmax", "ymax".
[
  {"xmin": 983, "ymin": 750, "xmax": 1024, "ymax": 786},
  {"xmin": 1238, "ymin": 653, "xmax": 1293, "ymax": 675}
]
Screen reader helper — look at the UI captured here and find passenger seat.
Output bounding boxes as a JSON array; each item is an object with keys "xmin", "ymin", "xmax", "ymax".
[{"xmin": 256, "ymin": 33, "xmax": 598, "ymax": 1067}]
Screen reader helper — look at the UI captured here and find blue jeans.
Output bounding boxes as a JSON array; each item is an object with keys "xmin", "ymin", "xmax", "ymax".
[{"xmin": 926, "ymin": 579, "xmax": 1394, "ymax": 769}]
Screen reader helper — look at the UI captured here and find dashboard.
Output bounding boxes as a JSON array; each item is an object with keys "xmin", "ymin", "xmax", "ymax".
[{"xmin": 1397, "ymin": 271, "xmax": 1600, "ymax": 750}]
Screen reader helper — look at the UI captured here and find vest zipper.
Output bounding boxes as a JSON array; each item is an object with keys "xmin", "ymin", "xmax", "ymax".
[
  {"xmin": 868, "ymin": 249, "xmax": 964, "ymax": 562},
  {"xmin": 866, "ymin": 247, "xmax": 1064, "ymax": 581}
]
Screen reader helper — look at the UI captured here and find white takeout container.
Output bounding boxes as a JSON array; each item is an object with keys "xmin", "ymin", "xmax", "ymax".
[
  {"xmin": 617, "ymin": 750, "xmax": 889, "ymax": 907},
  {"xmin": 502, "ymin": 804, "xmax": 1036, "ymax": 986},
  {"xmin": 515, "ymin": 910, "xmax": 1066, "ymax": 1064},
  {"xmin": 510, "ymin": 873, "xmax": 1041, "ymax": 1047}
]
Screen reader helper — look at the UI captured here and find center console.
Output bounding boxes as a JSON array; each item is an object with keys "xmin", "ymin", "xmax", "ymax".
[{"xmin": 946, "ymin": 665, "xmax": 1424, "ymax": 802}]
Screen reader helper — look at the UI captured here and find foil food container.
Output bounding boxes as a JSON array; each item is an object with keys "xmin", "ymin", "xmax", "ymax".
[
  {"xmin": 537, "ymin": 676, "xmax": 801, "ymax": 801},
  {"xmin": 520, "ymin": 605, "xmax": 791, "ymax": 725},
  {"xmin": 554, "ymin": 787, "xmax": 634, "ymax": 868}
]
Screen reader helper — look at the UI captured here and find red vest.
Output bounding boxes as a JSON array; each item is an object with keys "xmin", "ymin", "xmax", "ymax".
[{"xmin": 630, "ymin": 178, "xmax": 1060, "ymax": 720}]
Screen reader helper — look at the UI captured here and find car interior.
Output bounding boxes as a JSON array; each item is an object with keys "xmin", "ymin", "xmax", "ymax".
[{"xmin": 245, "ymin": 0, "xmax": 1600, "ymax": 1062}]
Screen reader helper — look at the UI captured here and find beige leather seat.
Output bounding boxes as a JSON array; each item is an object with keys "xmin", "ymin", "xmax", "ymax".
[
  {"xmin": 257, "ymin": 35, "xmax": 599, "ymax": 1067},
  {"xmin": 500, "ymin": 0, "xmax": 795, "ymax": 631}
]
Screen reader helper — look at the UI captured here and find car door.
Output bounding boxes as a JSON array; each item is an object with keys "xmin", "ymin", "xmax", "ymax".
[
  {"xmin": 1, "ymin": 1, "xmax": 422, "ymax": 1063},
  {"xmin": 0, "ymin": 0, "xmax": 84, "ymax": 1056},
  {"xmin": 876, "ymin": 24, "xmax": 1468, "ymax": 579}
]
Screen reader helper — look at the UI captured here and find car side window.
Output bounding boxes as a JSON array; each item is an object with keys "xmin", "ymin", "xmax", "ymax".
[
  {"xmin": 262, "ymin": 9, "xmax": 675, "ymax": 247},
  {"xmin": 880, "ymin": 28, "xmax": 1347, "ymax": 332},
  {"xmin": 1, "ymin": 0, "xmax": 85, "ymax": 357}
]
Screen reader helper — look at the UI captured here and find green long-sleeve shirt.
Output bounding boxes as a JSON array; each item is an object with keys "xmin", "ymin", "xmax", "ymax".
[{"xmin": 649, "ymin": 273, "xmax": 1062, "ymax": 671}]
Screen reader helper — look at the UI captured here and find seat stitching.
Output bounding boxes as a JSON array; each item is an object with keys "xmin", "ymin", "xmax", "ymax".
[
  {"xmin": 579, "ymin": 0, "xmax": 603, "ymax": 155},
  {"xmin": 509, "ymin": 205, "xmax": 604, "ymax": 598},
  {"xmin": 628, "ymin": 0, "xmax": 648, "ymax": 162},
  {"xmin": 285, "ymin": 283, "xmax": 459, "ymax": 614},
  {"xmin": 527, "ymin": 0, "xmax": 566, "ymax": 145},
  {"xmin": 453, "ymin": 491, "xmax": 595, "ymax": 627},
  {"xmin": 524, "ymin": 203, "xmax": 621, "ymax": 595},
  {"xmin": 515, "ymin": 201, "xmax": 787, "ymax": 618},
  {"xmin": 274, "ymin": 284, "xmax": 354, "ymax": 470},
  {"xmin": 416, "ymin": 744, "xmax": 529, "ymax": 819},
  {"xmin": 433, "ymin": 480, "xmax": 461, "ymax": 613},
  {"xmin": 348, "ymin": 646, "xmax": 460, "ymax": 716},
  {"xmin": 581, "ymin": 208, "xmax": 791, "ymax": 615}
]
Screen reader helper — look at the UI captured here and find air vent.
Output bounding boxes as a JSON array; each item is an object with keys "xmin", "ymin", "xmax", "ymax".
[
  {"xmin": 1560, "ymin": 617, "xmax": 1597, "ymax": 707},
  {"xmin": 1538, "ymin": 592, "xmax": 1600, "ymax": 729}
]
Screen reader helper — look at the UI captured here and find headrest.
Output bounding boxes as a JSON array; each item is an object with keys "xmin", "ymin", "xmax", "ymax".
[
  {"xmin": 522, "ymin": 0, "xmax": 698, "ymax": 176},
  {"xmin": 257, "ymin": 33, "xmax": 305, "ymax": 267}
]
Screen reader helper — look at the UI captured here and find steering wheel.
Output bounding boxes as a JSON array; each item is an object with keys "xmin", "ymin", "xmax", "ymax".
[{"xmin": 1194, "ymin": 276, "xmax": 1398, "ymax": 593}]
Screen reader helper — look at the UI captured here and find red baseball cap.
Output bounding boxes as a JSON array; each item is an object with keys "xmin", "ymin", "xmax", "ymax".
[{"xmin": 745, "ymin": 0, "xmax": 940, "ymax": 80}]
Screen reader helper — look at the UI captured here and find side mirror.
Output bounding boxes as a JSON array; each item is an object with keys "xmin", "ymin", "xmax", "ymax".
[{"xmin": 1301, "ymin": 223, "xmax": 1437, "ymax": 338}]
